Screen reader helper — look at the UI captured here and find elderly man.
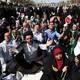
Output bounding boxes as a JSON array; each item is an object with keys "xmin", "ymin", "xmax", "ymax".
[{"xmin": 0, "ymin": 32, "xmax": 18, "ymax": 73}]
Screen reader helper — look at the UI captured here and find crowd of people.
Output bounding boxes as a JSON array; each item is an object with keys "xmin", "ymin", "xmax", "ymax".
[{"xmin": 0, "ymin": 2, "xmax": 80, "ymax": 80}]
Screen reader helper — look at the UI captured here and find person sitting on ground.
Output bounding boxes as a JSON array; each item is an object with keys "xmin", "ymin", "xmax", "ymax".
[{"xmin": 40, "ymin": 46, "xmax": 72, "ymax": 80}]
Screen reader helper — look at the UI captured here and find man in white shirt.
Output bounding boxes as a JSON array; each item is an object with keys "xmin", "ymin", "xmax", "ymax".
[{"xmin": 0, "ymin": 32, "xmax": 18, "ymax": 73}]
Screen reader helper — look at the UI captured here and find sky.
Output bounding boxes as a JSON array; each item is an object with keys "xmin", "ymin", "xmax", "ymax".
[{"xmin": 33, "ymin": 0, "xmax": 67, "ymax": 3}]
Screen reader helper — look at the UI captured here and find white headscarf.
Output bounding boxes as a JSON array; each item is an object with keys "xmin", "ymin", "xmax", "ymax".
[{"xmin": 74, "ymin": 41, "xmax": 80, "ymax": 56}]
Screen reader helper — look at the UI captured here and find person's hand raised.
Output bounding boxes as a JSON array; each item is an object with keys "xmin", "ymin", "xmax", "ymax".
[
  {"xmin": 62, "ymin": 66, "xmax": 68, "ymax": 72},
  {"xmin": 52, "ymin": 65, "xmax": 58, "ymax": 72},
  {"xmin": 46, "ymin": 39, "xmax": 53, "ymax": 47}
]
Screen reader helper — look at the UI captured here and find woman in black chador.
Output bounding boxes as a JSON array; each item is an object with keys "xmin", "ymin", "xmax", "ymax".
[{"xmin": 41, "ymin": 46, "xmax": 72, "ymax": 80}]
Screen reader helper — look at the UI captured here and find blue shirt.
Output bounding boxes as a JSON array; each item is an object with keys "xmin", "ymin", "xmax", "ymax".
[
  {"xmin": 33, "ymin": 32, "xmax": 43, "ymax": 43},
  {"xmin": 45, "ymin": 29, "xmax": 60, "ymax": 46}
]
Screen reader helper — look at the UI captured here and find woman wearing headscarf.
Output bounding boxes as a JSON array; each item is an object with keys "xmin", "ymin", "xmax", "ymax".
[
  {"xmin": 71, "ymin": 54, "xmax": 80, "ymax": 80},
  {"xmin": 40, "ymin": 46, "xmax": 72, "ymax": 80}
]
